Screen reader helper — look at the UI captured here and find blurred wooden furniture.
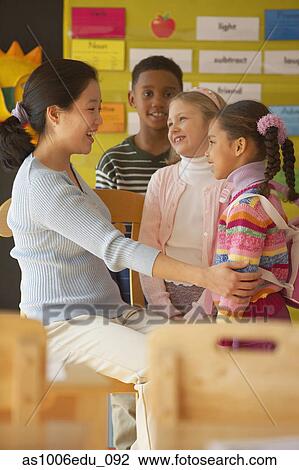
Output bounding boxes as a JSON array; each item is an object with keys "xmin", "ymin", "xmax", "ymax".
[
  {"xmin": 149, "ymin": 323, "xmax": 299, "ymax": 449},
  {"xmin": 0, "ymin": 313, "xmax": 45, "ymax": 426},
  {"xmin": 0, "ymin": 313, "xmax": 134, "ymax": 449},
  {"xmin": 0, "ymin": 313, "xmax": 88, "ymax": 449},
  {"xmin": 0, "ymin": 313, "xmax": 46, "ymax": 448},
  {"xmin": 40, "ymin": 370, "xmax": 133, "ymax": 449},
  {"xmin": 94, "ymin": 189, "xmax": 145, "ymax": 307}
]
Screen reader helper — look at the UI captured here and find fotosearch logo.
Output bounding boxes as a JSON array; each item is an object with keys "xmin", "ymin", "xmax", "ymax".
[
  {"xmin": 42, "ymin": 303, "xmax": 275, "ymax": 326},
  {"xmin": 42, "ymin": 303, "xmax": 210, "ymax": 325}
]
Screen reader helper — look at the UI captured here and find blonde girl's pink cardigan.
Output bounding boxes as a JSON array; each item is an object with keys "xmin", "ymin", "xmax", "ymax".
[{"xmin": 138, "ymin": 163, "xmax": 231, "ymax": 318}]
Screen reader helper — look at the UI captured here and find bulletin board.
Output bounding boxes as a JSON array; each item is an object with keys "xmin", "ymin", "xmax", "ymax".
[{"xmin": 63, "ymin": 0, "xmax": 299, "ymax": 218}]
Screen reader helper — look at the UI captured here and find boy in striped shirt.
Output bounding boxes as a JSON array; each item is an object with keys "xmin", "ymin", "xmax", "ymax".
[{"xmin": 95, "ymin": 55, "xmax": 183, "ymax": 194}]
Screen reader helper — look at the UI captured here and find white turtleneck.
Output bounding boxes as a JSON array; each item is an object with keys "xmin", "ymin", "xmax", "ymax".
[{"xmin": 165, "ymin": 156, "xmax": 216, "ymax": 284}]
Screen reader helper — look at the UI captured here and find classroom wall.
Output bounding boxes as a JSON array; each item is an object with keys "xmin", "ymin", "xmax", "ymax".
[{"xmin": 63, "ymin": 0, "xmax": 299, "ymax": 212}]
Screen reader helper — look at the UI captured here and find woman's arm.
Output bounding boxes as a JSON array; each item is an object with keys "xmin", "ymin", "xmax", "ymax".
[
  {"xmin": 152, "ymin": 253, "xmax": 261, "ymax": 301},
  {"xmin": 30, "ymin": 172, "xmax": 261, "ymax": 299}
]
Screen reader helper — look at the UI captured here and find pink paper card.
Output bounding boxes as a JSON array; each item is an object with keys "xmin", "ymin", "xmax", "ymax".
[{"xmin": 72, "ymin": 8, "xmax": 125, "ymax": 39}]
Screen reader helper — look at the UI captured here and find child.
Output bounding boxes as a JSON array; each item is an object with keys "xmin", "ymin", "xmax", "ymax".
[
  {"xmin": 139, "ymin": 88, "xmax": 233, "ymax": 319},
  {"xmin": 95, "ymin": 55, "xmax": 183, "ymax": 193},
  {"xmin": 207, "ymin": 99, "xmax": 298, "ymax": 320}
]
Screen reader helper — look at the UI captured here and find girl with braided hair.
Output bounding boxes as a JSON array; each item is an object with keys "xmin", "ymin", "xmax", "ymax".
[{"xmin": 207, "ymin": 99, "xmax": 299, "ymax": 320}]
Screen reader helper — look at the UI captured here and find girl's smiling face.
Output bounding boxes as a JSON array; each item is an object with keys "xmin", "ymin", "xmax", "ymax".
[
  {"xmin": 207, "ymin": 118, "xmax": 239, "ymax": 179},
  {"xmin": 167, "ymin": 99, "xmax": 210, "ymax": 157}
]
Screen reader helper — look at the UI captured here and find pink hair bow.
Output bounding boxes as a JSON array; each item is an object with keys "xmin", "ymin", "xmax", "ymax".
[{"xmin": 257, "ymin": 113, "xmax": 287, "ymax": 145}]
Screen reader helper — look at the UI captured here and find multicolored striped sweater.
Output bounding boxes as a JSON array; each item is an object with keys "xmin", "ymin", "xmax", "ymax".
[{"xmin": 214, "ymin": 184, "xmax": 289, "ymax": 317}]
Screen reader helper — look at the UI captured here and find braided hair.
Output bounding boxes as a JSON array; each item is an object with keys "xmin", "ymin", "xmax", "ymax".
[
  {"xmin": 281, "ymin": 138, "xmax": 298, "ymax": 201},
  {"xmin": 258, "ymin": 126, "xmax": 281, "ymax": 198}
]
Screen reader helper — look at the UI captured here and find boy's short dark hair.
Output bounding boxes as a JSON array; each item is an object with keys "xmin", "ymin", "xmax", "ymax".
[{"xmin": 132, "ymin": 55, "xmax": 183, "ymax": 90}]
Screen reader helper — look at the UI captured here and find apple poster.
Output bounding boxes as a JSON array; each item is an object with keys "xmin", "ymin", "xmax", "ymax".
[{"xmin": 151, "ymin": 13, "xmax": 176, "ymax": 38}]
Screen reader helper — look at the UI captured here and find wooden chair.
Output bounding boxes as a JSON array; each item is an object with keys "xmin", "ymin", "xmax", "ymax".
[
  {"xmin": 148, "ymin": 323, "xmax": 299, "ymax": 449},
  {"xmin": 0, "ymin": 313, "xmax": 122, "ymax": 449},
  {"xmin": 0, "ymin": 198, "xmax": 12, "ymax": 238},
  {"xmin": 94, "ymin": 189, "xmax": 145, "ymax": 307}
]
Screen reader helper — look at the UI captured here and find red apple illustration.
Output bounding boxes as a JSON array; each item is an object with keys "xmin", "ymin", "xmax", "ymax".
[{"xmin": 151, "ymin": 14, "xmax": 176, "ymax": 38}]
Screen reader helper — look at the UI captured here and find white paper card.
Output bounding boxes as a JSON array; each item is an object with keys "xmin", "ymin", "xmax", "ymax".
[
  {"xmin": 264, "ymin": 50, "xmax": 299, "ymax": 75},
  {"xmin": 129, "ymin": 48, "xmax": 193, "ymax": 73},
  {"xmin": 127, "ymin": 112, "xmax": 140, "ymax": 134},
  {"xmin": 196, "ymin": 16, "xmax": 259, "ymax": 41},
  {"xmin": 199, "ymin": 50, "xmax": 262, "ymax": 74},
  {"xmin": 199, "ymin": 82, "xmax": 262, "ymax": 103}
]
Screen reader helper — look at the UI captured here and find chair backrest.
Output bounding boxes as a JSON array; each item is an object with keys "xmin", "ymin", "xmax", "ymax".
[
  {"xmin": 149, "ymin": 323, "xmax": 299, "ymax": 449},
  {"xmin": 94, "ymin": 189, "xmax": 145, "ymax": 307},
  {"xmin": 0, "ymin": 313, "xmax": 46, "ymax": 427},
  {"xmin": 0, "ymin": 198, "xmax": 12, "ymax": 237}
]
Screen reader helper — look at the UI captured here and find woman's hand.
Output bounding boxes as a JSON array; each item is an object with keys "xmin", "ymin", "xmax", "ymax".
[
  {"xmin": 203, "ymin": 261, "xmax": 261, "ymax": 301},
  {"xmin": 152, "ymin": 254, "xmax": 261, "ymax": 302}
]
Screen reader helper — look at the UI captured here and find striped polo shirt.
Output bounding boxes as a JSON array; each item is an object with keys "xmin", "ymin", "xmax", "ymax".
[{"xmin": 95, "ymin": 136, "xmax": 170, "ymax": 194}]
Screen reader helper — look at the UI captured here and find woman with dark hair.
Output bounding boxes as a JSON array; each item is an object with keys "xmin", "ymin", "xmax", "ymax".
[
  {"xmin": 0, "ymin": 60, "xmax": 260, "ymax": 448},
  {"xmin": 207, "ymin": 99, "xmax": 298, "ymax": 321}
]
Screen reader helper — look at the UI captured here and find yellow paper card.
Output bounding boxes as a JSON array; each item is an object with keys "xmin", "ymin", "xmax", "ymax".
[
  {"xmin": 71, "ymin": 39, "xmax": 125, "ymax": 71},
  {"xmin": 98, "ymin": 103, "xmax": 125, "ymax": 133}
]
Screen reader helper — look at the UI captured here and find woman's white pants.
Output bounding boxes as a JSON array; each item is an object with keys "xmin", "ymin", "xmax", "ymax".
[{"xmin": 45, "ymin": 310, "xmax": 170, "ymax": 449}]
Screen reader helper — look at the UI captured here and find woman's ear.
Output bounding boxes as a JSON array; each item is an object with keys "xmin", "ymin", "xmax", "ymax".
[
  {"xmin": 234, "ymin": 137, "xmax": 247, "ymax": 157},
  {"xmin": 46, "ymin": 105, "xmax": 60, "ymax": 126}
]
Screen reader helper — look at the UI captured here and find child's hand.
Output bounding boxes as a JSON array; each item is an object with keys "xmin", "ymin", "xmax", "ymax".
[{"xmin": 205, "ymin": 261, "xmax": 261, "ymax": 301}]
